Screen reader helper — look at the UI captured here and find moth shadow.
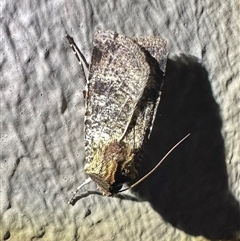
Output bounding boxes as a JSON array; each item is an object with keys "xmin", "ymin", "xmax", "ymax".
[{"xmin": 132, "ymin": 54, "xmax": 240, "ymax": 240}]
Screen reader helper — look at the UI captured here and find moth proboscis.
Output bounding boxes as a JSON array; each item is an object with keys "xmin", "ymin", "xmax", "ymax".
[{"xmin": 66, "ymin": 30, "xmax": 190, "ymax": 205}]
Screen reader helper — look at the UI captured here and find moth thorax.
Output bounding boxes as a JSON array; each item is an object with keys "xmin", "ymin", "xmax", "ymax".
[
  {"xmin": 103, "ymin": 140, "xmax": 128, "ymax": 163},
  {"xmin": 84, "ymin": 139, "xmax": 136, "ymax": 184},
  {"xmin": 102, "ymin": 140, "xmax": 136, "ymax": 184}
]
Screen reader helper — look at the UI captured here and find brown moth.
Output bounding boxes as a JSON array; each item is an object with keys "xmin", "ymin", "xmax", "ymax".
[{"xmin": 66, "ymin": 30, "xmax": 176, "ymax": 204}]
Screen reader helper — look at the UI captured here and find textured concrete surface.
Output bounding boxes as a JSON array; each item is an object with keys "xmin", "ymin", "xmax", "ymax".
[{"xmin": 1, "ymin": 0, "xmax": 240, "ymax": 240}]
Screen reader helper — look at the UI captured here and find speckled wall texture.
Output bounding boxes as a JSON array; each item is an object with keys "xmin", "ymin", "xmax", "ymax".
[{"xmin": 1, "ymin": 1, "xmax": 240, "ymax": 241}]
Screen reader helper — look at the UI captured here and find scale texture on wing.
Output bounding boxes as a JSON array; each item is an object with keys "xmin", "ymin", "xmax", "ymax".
[
  {"xmin": 83, "ymin": 30, "xmax": 168, "ymax": 195},
  {"xmin": 85, "ymin": 31, "xmax": 150, "ymax": 159}
]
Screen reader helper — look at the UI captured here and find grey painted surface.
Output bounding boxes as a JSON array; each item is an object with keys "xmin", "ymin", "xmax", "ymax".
[{"xmin": 1, "ymin": 1, "xmax": 239, "ymax": 240}]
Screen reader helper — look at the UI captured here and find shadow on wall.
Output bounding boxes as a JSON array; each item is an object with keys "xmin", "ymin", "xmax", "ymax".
[{"xmin": 133, "ymin": 55, "xmax": 240, "ymax": 240}]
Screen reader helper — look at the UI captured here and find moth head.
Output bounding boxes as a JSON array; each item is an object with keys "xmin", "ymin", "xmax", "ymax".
[{"xmin": 84, "ymin": 140, "xmax": 138, "ymax": 196}]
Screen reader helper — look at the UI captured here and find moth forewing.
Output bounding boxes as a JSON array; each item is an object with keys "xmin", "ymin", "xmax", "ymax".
[
  {"xmin": 135, "ymin": 36, "xmax": 168, "ymax": 72},
  {"xmin": 67, "ymin": 30, "xmax": 168, "ymax": 203}
]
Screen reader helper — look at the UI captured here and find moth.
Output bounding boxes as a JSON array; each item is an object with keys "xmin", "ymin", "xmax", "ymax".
[{"xmin": 66, "ymin": 30, "xmax": 189, "ymax": 204}]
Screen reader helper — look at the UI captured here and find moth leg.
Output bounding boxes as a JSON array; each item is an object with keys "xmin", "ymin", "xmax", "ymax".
[
  {"xmin": 68, "ymin": 177, "xmax": 92, "ymax": 204},
  {"xmin": 65, "ymin": 34, "xmax": 89, "ymax": 84}
]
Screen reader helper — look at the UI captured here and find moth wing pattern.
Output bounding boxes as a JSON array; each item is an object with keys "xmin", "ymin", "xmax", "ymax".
[
  {"xmin": 85, "ymin": 31, "xmax": 150, "ymax": 149},
  {"xmin": 83, "ymin": 30, "xmax": 168, "ymax": 195},
  {"xmin": 134, "ymin": 36, "xmax": 168, "ymax": 138},
  {"xmin": 134, "ymin": 36, "xmax": 168, "ymax": 72}
]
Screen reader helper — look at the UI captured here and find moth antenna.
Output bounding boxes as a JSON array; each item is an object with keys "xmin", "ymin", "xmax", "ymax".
[
  {"xmin": 118, "ymin": 133, "xmax": 191, "ymax": 193},
  {"xmin": 65, "ymin": 33, "xmax": 89, "ymax": 83},
  {"xmin": 68, "ymin": 177, "xmax": 92, "ymax": 204}
]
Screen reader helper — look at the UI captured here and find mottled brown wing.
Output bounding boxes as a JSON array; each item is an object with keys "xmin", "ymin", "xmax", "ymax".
[
  {"xmin": 135, "ymin": 36, "xmax": 168, "ymax": 72},
  {"xmin": 116, "ymin": 35, "xmax": 168, "ymax": 176},
  {"xmin": 133, "ymin": 35, "xmax": 168, "ymax": 139},
  {"xmin": 83, "ymin": 30, "xmax": 168, "ymax": 194},
  {"xmin": 84, "ymin": 30, "xmax": 151, "ymax": 163}
]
